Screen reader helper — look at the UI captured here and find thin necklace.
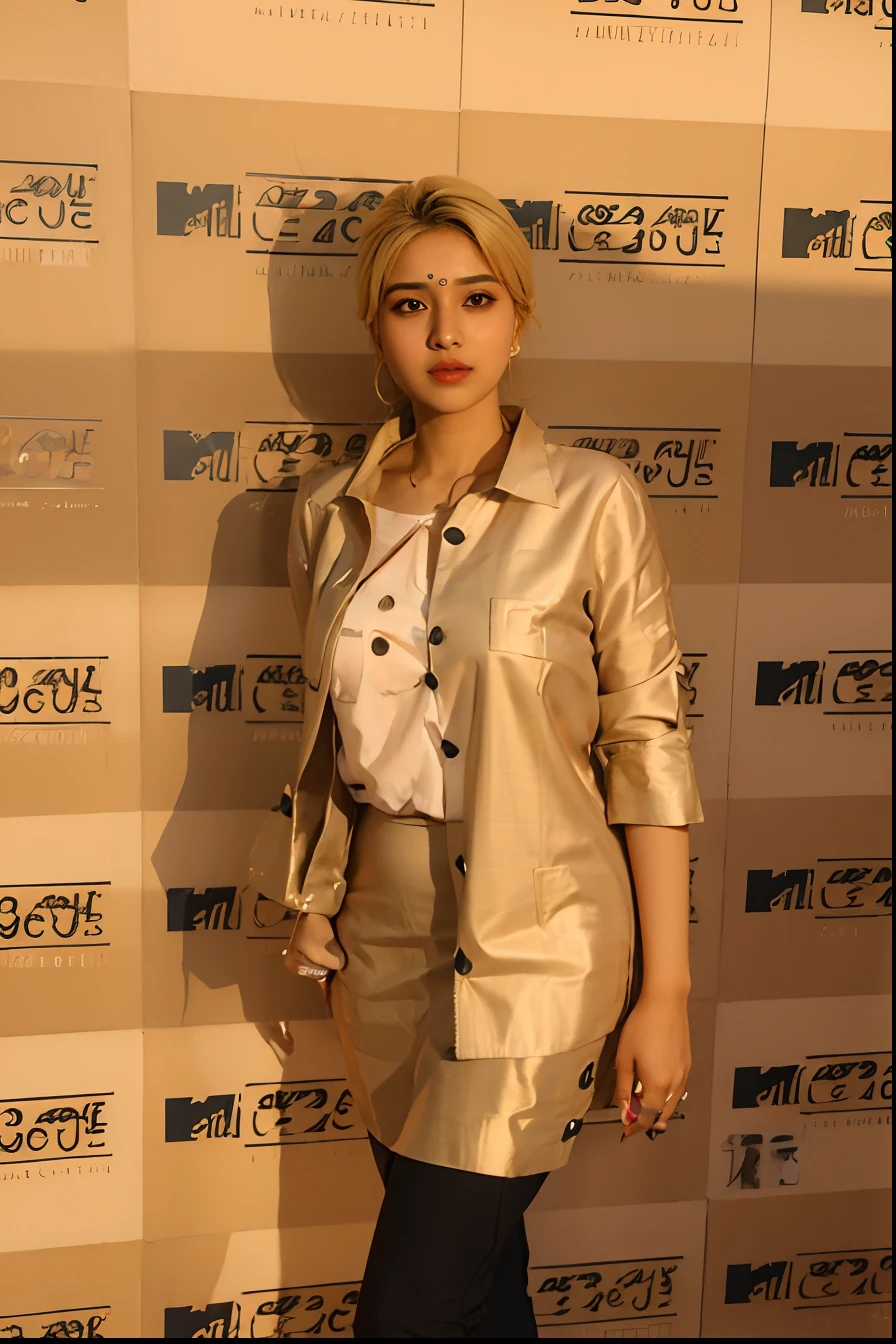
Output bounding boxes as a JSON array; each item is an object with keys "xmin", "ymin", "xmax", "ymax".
[{"xmin": 409, "ymin": 413, "xmax": 512, "ymax": 508}]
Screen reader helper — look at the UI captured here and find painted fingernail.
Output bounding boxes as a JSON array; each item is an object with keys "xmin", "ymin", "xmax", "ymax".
[
  {"xmin": 624, "ymin": 1106, "xmax": 638, "ymax": 1125},
  {"xmin": 646, "ymin": 1130, "xmax": 657, "ymax": 1141}
]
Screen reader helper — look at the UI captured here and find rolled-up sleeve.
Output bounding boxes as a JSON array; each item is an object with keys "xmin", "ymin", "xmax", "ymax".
[{"xmin": 588, "ymin": 467, "xmax": 703, "ymax": 827}]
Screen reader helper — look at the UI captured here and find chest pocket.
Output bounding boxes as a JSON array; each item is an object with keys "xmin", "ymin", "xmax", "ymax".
[{"xmin": 489, "ymin": 599, "xmax": 548, "ymax": 659}]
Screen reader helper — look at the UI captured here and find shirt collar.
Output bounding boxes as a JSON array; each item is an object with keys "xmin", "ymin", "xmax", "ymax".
[
  {"xmin": 344, "ymin": 406, "xmax": 558, "ymax": 509},
  {"xmin": 495, "ymin": 406, "xmax": 559, "ymax": 507}
]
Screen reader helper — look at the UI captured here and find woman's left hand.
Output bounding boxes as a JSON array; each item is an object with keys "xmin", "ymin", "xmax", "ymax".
[{"xmin": 614, "ymin": 993, "xmax": 691, "ymax": 1141}]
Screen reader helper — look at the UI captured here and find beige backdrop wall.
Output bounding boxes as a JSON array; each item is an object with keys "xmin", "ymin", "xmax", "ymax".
[{"xmin": 0, "ymin": 0, "xmax": 891, "ymax": 1337}]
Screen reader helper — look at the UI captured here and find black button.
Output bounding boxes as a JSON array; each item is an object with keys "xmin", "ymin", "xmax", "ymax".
[
  {"xmin": 428, "ymin": 627, "xmax": 444, "ymax": 646},
  {"xmin": 371, "ymin": 637, "xmax": 389, "ymax": 656},
  {"xmin": 455, "ymin": 855, "xmax": 467, "ymax": 876},
  {"xmin": 440, "ymin": 739, "xmax": 459, "ymax": 758},
  {"xmin": 578, "ymin": 1062, "xmax": 595, "ymax": 1091},
  {"xmin": 454, "ymin": 948, "xmax": 473, "ymax": 976},
  {"xmin": 561, "ymin": 1117, "xmax": 584, "ymax": 1143},
  {"xmin": 424, "ymin": 672, "xmax": 439, "ymax": 690},
  {"xmin": 444, "ymin": 526, "xmax": 465, "ymax": 545},
  {"xmin": 378, "ymin": 595, "xmax": 395, "ymax": 612}
]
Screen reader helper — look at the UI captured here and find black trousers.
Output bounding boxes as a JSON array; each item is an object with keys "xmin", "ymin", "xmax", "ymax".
[{"xmin": 353, "ymin": 1134, "xmax": 548, "ymax": 1339}]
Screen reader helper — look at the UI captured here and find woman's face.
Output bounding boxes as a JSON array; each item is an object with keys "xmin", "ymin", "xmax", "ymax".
[{"xmin": 375, "ymin": 227, "xmax": 518, "ymax": 417}]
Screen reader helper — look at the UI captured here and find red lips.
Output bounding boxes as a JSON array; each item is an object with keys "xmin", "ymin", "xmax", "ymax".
[{"xmin": 428, "ymin": 360, "xmax": 472, "ymax": 385}]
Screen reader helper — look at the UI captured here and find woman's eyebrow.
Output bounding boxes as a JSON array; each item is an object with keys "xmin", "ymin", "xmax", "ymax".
[
  {"xmin": 382, "ymin": 273, "xmax": 500, "ymax": 298},
  {"xmin": 383, "ymin": 280, "xmax": 428, "ymax": 296}
]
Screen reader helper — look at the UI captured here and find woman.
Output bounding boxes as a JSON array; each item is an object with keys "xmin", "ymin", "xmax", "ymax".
[{"xmin": 249, "ymin": 176, "xmax": 703, "ymax": 1339}]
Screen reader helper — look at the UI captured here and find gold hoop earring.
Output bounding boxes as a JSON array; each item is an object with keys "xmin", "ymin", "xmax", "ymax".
[
  {"xmin": 510, "ymin": 344, "xmax": 520, "ymax": 358},
  {"xmin": 374, "ymin": 360, "xmax": 392, "ymax": 407}
]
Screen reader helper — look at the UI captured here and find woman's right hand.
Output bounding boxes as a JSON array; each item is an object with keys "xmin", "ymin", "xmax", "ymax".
[{"xmin": 283, "ymin": 911, "xmax": 345, "ymax": 976}]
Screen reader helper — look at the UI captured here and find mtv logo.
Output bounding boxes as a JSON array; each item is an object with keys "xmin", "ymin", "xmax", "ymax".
[
  {"xmin": 732, "ymin": 1064, "xmax": 802, "ymax": 1109},
  {"xmin": 745, "ymin": 869, "xmax": 813, "ymax": 913},
  {"xmin": 166, "ymin": 886, "xmax": 240, "ymax": 931},
  {"xmin": 782, "ymin": 207, "xmax": 853, "ymax": 259},
  {"xmin": 163, "ymin": 430, "xmax": 237, "ymax": 481},
  {"xmin": 162, "ymin": 664, "xmax": 241, "ymax": 714},
  {"xmin": 754, "ymin": 661, "xmax": 824, "ymax": 706},
  {"xmin": 165, "ymin": 1093, "xmax": 239, "ymax": 1142},
  {"xmin": 156, "ymin": 182, "xmax": 239, "ymax": 238},
  {"xmin": 500, "ymin": 198, "xmax": 559, "ymax": 251},
  {"xmin": 725, "ymin": 1260, "xmax": 792, "ymax": 1304},
  {"xmin": 164, "ymin": 1301, "xmax": 239, "ymax": 1338},
  {"xmin": 769, "ymin": 440, "xmax": 837, "ymax": 488}
]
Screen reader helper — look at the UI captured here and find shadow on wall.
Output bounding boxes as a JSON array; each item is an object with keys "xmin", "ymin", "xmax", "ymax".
[
  {"xmin": 150, "ymin": 211, "xmax": 388, "ymax": 1022},
  {"xmin": 148, "ymin": 216, "xmax": 392, "ymax": 1301}
]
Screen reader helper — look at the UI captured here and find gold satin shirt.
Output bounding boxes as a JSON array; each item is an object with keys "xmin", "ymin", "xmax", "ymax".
[{"xmin": 249, "ymin": 407, "xmax": 703, "ymax": 1062}]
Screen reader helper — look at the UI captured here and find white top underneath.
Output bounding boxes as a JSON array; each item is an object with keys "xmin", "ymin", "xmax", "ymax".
[{"xmin": 330, "ymin": 505, "xmax": 450, "ymax": 821}]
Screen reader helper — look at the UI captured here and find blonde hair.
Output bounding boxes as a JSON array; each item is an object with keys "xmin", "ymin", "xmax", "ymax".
[{"xmin": 356, "ymin": 175, "xmax": 535, "ymax": 351}]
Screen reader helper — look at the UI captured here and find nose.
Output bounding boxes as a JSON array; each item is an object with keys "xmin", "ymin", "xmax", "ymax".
[
  {"xmin": 429, "ymin": 328, "xmax": 459, "ymax": 350},
  {"xmin": 427, "ymin": 308, "xmax": 460, "ymax": 351}
]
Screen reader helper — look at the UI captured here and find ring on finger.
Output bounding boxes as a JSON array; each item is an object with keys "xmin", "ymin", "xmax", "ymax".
[
  {"xmin": 296, "ymin": 963, "xmax": 329, "ymax": 980},
  {"xmin": 281, "ymin": 949, "xmax": 330, "ymax": 979}
]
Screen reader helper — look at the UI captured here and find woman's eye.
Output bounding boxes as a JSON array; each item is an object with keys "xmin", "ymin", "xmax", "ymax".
[
  {"xmin": 394, "ymin": 297, "xmax": 426, "ymax": 313},
  {"xmin": 465, "ymin": 291, "xmax": 496, "ymax": 308}
]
